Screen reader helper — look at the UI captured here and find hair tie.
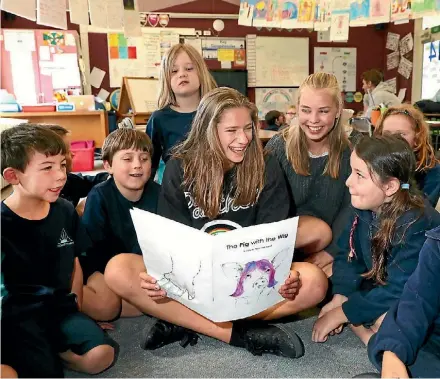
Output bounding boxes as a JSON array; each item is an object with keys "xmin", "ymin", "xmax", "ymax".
[{"xmin": 401, "ymin": 183, "xmax": 410, "ymax": 190}]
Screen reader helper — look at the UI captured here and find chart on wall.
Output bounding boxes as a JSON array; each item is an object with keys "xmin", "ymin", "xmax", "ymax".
[
  {"xmin": 106, "ymin": 28, "xmax": 195, "ymax": 88},
  {"xmin": 314, "ymin": 47, "xmax": 357, "ymax": 92},
  {"xmin": 108, "ymin": 33, "xmax": 145, "ymax": 88},
  {"xmin": 255, "ymin": 88, "xmax": 298, "ymax": 120}
]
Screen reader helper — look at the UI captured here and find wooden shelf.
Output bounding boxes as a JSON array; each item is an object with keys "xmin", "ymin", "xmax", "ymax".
[{"xmin": 0, "ymin": 110, "xmax": 109, "ymax": 147}]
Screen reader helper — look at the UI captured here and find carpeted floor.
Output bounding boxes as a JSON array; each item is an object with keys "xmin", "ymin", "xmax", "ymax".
[{"xmin": 66, "ymin": 309, "xmax": 376, "ymax": 378}]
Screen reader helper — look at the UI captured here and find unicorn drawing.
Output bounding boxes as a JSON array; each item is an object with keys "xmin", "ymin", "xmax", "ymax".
[{"xmin": 221, "ymin": 249, "xmax": 289, "ymax": 305}]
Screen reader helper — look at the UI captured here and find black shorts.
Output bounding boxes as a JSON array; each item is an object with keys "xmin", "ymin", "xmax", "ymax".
[{"xmin": 1, "ymin": 311, "xmax": 113, "ymax": 378}]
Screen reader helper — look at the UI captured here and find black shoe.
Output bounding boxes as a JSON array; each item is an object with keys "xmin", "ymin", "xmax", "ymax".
[
  {"xmin": 352, "ymin": 373, "xmax": 380, "ymax": 378},
  {"xmin": 239, "ymin": 323, "xmax": 304, "ymax": 358},
  {"xmin": 141, "ymin": 319, "xmax": 199, "ymax": 350}
]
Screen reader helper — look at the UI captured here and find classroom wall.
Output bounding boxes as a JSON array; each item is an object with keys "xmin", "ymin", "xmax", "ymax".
[{"xmin": 1, "ymin": 1, "xmax": 414, "ymax": 111}]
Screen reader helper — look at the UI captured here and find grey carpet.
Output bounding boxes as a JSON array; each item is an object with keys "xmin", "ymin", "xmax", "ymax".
[{"xmin": 66, "ymin": 310, "xmax": 376, "ymax": 378}]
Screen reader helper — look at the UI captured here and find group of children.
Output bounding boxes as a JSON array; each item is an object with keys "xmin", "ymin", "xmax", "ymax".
[{"xmin": 1, "ymin": 42, "xmax": 440, "ymax": 378}]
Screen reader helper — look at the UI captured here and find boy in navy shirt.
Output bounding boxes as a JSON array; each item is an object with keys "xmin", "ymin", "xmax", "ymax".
[
  {"xmin": 80, "ymin": 128, "xmax": 159, "ymax": 322},
  {"xmin": 1, "ymin": 124, "xmax": 114, "ymax": 377}
]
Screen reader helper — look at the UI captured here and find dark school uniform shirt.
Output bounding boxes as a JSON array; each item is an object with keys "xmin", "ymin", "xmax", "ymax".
[
  {"xmin": 368, "ymin": 225, "xmax": 440, "ymax": 369},
  {"xmin": 265, "ymin": 122, "xmax": 280, "ymax": 132},
  {"xmin": 80, "ymin": 176, "xmax": 160, "ymax": 277},
  {"xmin": 331, "ymin": 203, "xmax": 440, "ymax": 326},
  {"xmin": 146, "ymin": 106, "xmax": 196, "ymax": 177},
  {"xmin": 1, "ymin": 198, "xmax": 89, "ymax": 319},
  {"xmin": 60, "ymin": 172, "xmax": 109, "ymax": 207},
  {"xmin": 265, "ymin": 134, "xmax": 352, "ymax": 228},
  {"xmin": 414, "ymin": 162, "xmax": 440, "ymax": 207},
  {"xmin": 158, "ymin": 153, "xmax": 291, "ymax": 233}
]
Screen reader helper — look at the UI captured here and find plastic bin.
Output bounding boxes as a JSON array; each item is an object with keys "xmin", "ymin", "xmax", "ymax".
[{"xmin": 71, "ymin": 140, "xmax": 95, "ymax": 172}]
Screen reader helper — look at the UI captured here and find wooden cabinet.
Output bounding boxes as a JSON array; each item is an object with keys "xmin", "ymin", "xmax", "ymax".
[{"xmin": 0, "ymin": 111, "xmax": 109, "ymax": 147}]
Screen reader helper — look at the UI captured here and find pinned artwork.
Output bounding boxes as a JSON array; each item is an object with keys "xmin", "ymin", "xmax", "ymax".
[
  {"xmin": 147, "ymin": 14, "xmax": 159, "ymax": 27},
  {"xmin": 42, "ymin": 32, "xmax": 65, "ymax": 46},
  {"xmin": 159, "ymin": 14, "xmax": 170, "ymax": 27}
]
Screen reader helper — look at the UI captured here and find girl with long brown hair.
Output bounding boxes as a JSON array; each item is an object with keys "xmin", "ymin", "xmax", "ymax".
[
  {"xmin": 105, "ymin": 87, "xmax": 328, "ymax": 359},
  {"xmin": 146, "ymin": 43, "xmax": 217, "ymax": 181},
  {"xmin": 266, "ymin": 72, "xmax": 352, "ymax": 276},
  {"xmin": 312, "ymin": 135, "xmax": 440, "ymax": 346},
  {"xmin": 374, "ymin": 104, "xmax": 440, "ymax": 207}
]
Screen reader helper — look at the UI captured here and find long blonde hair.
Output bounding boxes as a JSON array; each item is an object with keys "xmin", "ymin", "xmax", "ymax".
[
  {"xmin": 174, "ymin": 87, "xmax": 265, "ymax": 219},
  {"xmin": 157, "ymin": 44, "xmax": 217, "ymax": 109},
  {"xmin": 282, "ymin": 72, "xmax": 349, "ymax": 178},
  {"xmin": 374, "ymin": 104, "xmax": 438, "ymax": 172}
]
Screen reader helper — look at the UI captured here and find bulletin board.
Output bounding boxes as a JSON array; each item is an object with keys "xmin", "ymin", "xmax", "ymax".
[
  {"xmin": 253, "ymin": 37, "xmax": 309, "ymax": 87},
  {"xmin": 1, "ymin": 29, "xmax": 81, "ymax": 105}
]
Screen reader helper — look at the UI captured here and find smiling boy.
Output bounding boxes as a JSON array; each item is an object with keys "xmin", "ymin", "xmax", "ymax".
[
  {"xmin": 80, "ymin": 128, "xmax": 159, "ymax": 323},
  {"xmin": 1, "ymin": 124, "xmax": 114, "ymax": 377}
]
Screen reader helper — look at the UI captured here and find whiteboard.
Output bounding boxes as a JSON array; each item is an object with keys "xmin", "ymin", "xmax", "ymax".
[{"xmin": 254, "ymin": 37, "xmax": 309, "ymax": 87}]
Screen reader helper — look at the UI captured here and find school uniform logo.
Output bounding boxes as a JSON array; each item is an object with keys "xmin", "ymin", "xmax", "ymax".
[
  {"xmin": 184, "ymin": 192, "xmax": 252, "ymax": 220},
  {"xmin": 57, "ymin": 228, "xmax": 74, "ymax": 248}
]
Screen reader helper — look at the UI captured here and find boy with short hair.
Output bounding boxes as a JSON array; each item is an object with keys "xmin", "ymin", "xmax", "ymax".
[
  {"xmin": 1, "ymin": 124, "xmax": 114, "ymax": 377},
  {"xmin": 80, "ymin": 128, "xmax": 159, "ymax": 322},
  {"xmin": 42, "ymin": 124, "xmax": 109, "ymax": 215}
]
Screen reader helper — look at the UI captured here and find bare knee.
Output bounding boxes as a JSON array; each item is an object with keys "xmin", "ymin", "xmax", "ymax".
[
  {"xmin": 104, "ymin": 253, "xmax": 144, "ymax": 297},
  {"xmin": 294, "ymin": 262, "xmax": 328, "ymax": 304},
  {"xmin": 297, "ymin": 216, "xmax": 332, "ymax": 253},
  {"xmin": 78, "ymin": 345, "xmax": 115, "ymax": 375},
  {"xmin": 83, "ymin": 274, "xmax": 121, "ymax": 321}
]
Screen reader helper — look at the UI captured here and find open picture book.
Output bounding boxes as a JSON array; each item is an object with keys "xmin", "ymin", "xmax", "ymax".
[{"xmin": 130, "ymin": 208, "xmax": 299, "ymax": 322}]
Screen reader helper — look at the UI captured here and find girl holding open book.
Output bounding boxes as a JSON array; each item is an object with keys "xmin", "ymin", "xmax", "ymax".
[{"xmin": 104, "ymin": 87, "xmax": 328, "ymax": 359}]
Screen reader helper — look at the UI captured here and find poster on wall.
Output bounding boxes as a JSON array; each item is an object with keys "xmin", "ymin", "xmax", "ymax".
[
  {"xmin": 368, "ymin": 0, "xmax": 391, "ymax": 24},
  {"xmin": 390, "ymin": 0, "xmax": 411, "ymax": 22},
  {"xmin": 349, "ymin": 0, "xmax": 370, "ymax": 26},
  {"xmin": 314, "ymin": 47, "xmax": 357, "ymax": 92},
  {"xmin": 108, "ymin": 33, "xmax": 145, "ymax": 88},
  {"xmin": 202, "ymin": 38, "xmax": 246, "ymax": 69},
  {"xmin": 314, "ymin": 0, "xmax": 332, "ymax": 30},
  {"xmin": 255, "ymin": 88, "xmax": 298, "ymax": 120},
  {"xmin": 411, "ymin": 0, "xmax": 438, "ymax": 18}
]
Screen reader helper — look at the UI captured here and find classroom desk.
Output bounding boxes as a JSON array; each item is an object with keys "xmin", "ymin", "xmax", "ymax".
[
  {"xmin": 258, "ymin": 129, "xmax": 277, "ymax": 142},
  {"xmin": 0, "ymin": 111, "xmax": 109, "ymax": 147}
]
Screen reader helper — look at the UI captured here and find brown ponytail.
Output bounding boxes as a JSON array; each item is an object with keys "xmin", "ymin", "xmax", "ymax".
[{"xmin": 355, "ymin": 135, "xmax": 425, "ymax": 284}]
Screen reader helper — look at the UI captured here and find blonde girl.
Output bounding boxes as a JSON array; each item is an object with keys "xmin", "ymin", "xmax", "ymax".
[
  {"xmin": 374, "ymin": 104, "xmax": 440, "ymax": 206},
  {"xmin": 146, "ymin": 43, "xmax": 217, "ymax": 180},
  {"xmin": 105, "ymin": 87, "xmax": 328, "ymax": 359},
  {"xmin": 266, "ymin": 73, "xmax": 352, "ymax": 276}
]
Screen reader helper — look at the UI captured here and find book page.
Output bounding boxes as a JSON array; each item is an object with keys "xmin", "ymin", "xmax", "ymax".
[
  {"xmin": 211, "ymin": 217, "xmax": 299, "ymax": 322},
  {"xmin": 130, "ymin": 209, "xmax": 214, "ymax": 318}
]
